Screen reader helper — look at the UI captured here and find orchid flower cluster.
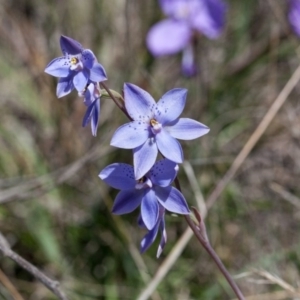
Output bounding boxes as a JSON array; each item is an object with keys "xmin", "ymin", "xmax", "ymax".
[{"xmin": 45, "ymin": 34, "xmax": 209, "ymax": 257}]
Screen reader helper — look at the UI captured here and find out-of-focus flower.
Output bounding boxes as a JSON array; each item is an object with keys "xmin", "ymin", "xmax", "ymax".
[
  {"xmin": 99, "ymin": 159, "xmax": 190, "ymax": 231},
  {"xmin": 81, "ymin": 82, "xmax": 101, "ymax": 136},
  {"xmin": 139, "ymin": 205, "xmax": 167, "ymax": 257},
  {"xmin": 146, "ymin": 0, "xmax": 226, "ymax": 76},
  {"xmin": 45, "ymin": 35, "xmax": 107, "ymax": 98},
  {"xmin": 289, "ymin": 0, "xmax": 300, "ymax": 37},
  {"xmin": 110, "ymin": 83, "xmax": 209, "ymax": 179}
]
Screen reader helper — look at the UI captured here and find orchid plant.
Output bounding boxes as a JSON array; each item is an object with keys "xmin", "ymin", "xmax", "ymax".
[{"xmin": 44, "ymin": 2, "xmax": 247, "ymax": 297}]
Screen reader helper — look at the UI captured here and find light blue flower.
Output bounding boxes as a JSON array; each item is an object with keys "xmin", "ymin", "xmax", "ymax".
[
  {"xmin": 45, "ymin": 35, "xmax": 107, "ymax": 97},
  {"xmin": 110, "ymin": 83, "xmax": 210, "ymax": 179},
  {"xmin": 99, "ymin": 159, "xmax": 190, "ymax": 231}
]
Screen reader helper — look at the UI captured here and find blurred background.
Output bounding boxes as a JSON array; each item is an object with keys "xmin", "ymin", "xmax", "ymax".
[{"xmin": 0, "ymin": 0, "xmax": 300, "ymax": 299}]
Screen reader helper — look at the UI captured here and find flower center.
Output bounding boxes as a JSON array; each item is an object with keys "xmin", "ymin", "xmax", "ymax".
[
  {"xmin": 150, "ymin": 118, "xmax": 162, "ymax": 134},
  {"xmin": 135, "ymin": 177, "xmax": 152, "ymax": 189},
  {"xmin": 69, "ymin": 56, "xmax": 83, "ymax": 71},
  {"xmin": 71, "ymin": 57, "xmax": 79, "ymax": 65}
]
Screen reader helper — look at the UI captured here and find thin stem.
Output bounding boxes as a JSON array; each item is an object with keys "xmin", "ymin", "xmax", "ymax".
[
  {"xmin": 0, "ymin": 232, "xmax": 68, "ymax": 300},
  {"xmin": 184, "ymin": 215, "xmax": 245, "ymax": 300},
  {"xmin": 100, "ymin": 82, "xmax": 132, "ymax": 120},
  {"xmin": 174, "ymin": 178, "xmax": 245, "ymax": 299}
]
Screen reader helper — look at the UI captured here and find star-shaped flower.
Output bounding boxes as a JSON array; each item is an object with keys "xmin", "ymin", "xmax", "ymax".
[
  {"xmin": 289, "ymin": 0, "xmax": 300, "ymax": 37},
  {"xmin": 81, "ymin": 82, "xmax": 101, "ymax": 136},
  {"xmin": 139, "ymin": 205, "xmax": 167, "ymax": 258},
  {"xmin": 99, "ymin": 159, "xmax": 190, "ymax": 230},
  {"xmin": 45, "ymin": 35, "xmax": 107, "ymax": 98},
  {"xmin": 110, "ymin": 83, "xmax": 210, "ymax": 179},
  {"xmin": 146, "ymin": 0, "xmax": 226, "ymax": 75}
]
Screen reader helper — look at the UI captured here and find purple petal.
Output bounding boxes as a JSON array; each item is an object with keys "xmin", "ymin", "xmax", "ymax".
[
  {"xmin": 124, "ymin": 83, "xmax": 156, "ymax": 121},
  {"xmin": 133, "ymin": 138, "xmax": 158, "ymax": 180},
  {"xmin": 56, "ymin": 75, "xmax": 74, "ymax": 98},
  {"xmin": 90, "ymin": 63, "xmax": 107, "ymax": 82},
  {"xmin": 83, "ymin": 83, "xmax": 94, "ymax": 106},
  {"xmin": 138, "ymin": 214, "xmax": 146, "ymax": 228},
  {"xmin": 81, "ymin": 49, "xmax": 96, "ymax": 69},
  {"xmin": 82, "ymin": 99, "xmax": 96, "ymax": 127},
  {"xmin": 147, "ymin": 19, "xmax": 191, "ymax": 56},
  {"xmin": 73, "ymin": 69, "xmax": 89, "ymax": 92},
  {"xmin": 141, "ymin": 189, "xmax": 159, "ymax": 230},
  {"xmin": 91, "ymin": 99, "xmax": 100, "ymax": 136},
  {"xmin": 110, "ymin": 121, "xmax": 149, "ymax": 149},
  {"xmin": 191, "ymin": 0, "xmax": 226, "ymax": 39},
  {"xmin": 99, "ymin": 163, "xmax": 136, "ymax": 190},
  {"xmin": 149, "ymin": 159, "xmax": 178, "ymax": 187},
  {"xmin": 156, "ymin": 129, "xmax": 183, "ymax": 163},
  {"xmin": 166, "ymin": 118, "xmax": 210, "ymax": 140},
  {"xmin": 44, "ymin": 57, "xmax": 70, "ymax": 77},
  {"xmin": 289, "ymin": 0, "xmax": 300, "ymax": 37},
  {"xmin": 112, "ymin": 189, "xmax": 143, "ymax": 214},
  {"xmin": 60, "ymin": 35, "xmax": 83, "ymax": 55},
  {"xmin": 155, "ymin": 88, "xmax": 187, "ymax": 124},
  {"xmin": 157, "ymin": 216, "xmax": 167, "ymax": 258},
  {"xmin": 159, "ymin": 0, "xmax": 185, "ymax": 16},
  {"xmin": 182, "ymin": 44, "xmax": 197, "ymax": 77},
  {"xmin": 140, "ymin": 222, "xmax": 160, "ymax": 253},
  {"xmin": 155, "ymin": 186, "xmax": 190, "ymax": 214}
]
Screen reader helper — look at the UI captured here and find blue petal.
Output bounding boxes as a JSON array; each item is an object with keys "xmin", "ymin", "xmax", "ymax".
[
  {"xmin": 137, "ymin": 214, "xmax": 146, "ymax": 228},
  {"xmin": 112, "ymin": 189, "xmax": 143, "ymax": 215},
  {"xmin": 149, "ymin": 159, "xmax": 178, "ymax": 187},
  {"xmin": 146, "ymin": 19, "xmax": 191, "ymax": 56},
  {"xmin": 191, "ymin": 0, "xmax": 226, "ymax": 39},
  {"xmin": 124, "ymin": 83, "xmax": 156, "ymax": 121},
  {"xmin": 90, "ymin": 63, "xmax": 107, "ymax": 82},
  {"xmin": 166, "ymin": 118, "xmax": 210, "ymax": 140},
  {"xmin": 91, "ymin": 99, "xmax": 100, "ymax": 136},
  {"xmin": 82, "ymin": 99, "xmax": 96, "ymax": 127},
  {"xmin": 110, "ymin": 121, "xmax": 150, "ymax": 149},
  {"xmin": 155, "ymin": 186, "xmax": 190, "ymax": 214},
  {"xmin": 141, "ymin": 189, "xmax": 159, "ymax": 230},
  {"xmin": 45, "ymin": 57, "xmax": 70, "ymax": 77},
  {"xmin": 73, "ymin": 69, "xmax": 89, "ymax": 92},
  {"xmin": 182, "ymin": 44, "xmax": 197, "ymax": 77},
  {"xmin": 83, "ymin": 84, "xmax": 93, "ymax": 106},
  {"xmin": 56, "ymin": 75, "xmax": 74, "ymax": 98},
  {"xmin": 60, "ymin": 35, "xmax": 83, "ymax": 55},
  {"xmin": 133, "ymin": 138, "xmax": 158, "ymax": 180},
  {"xmin": 289, "ymin": 0, "xmax": 300, "ymax": 37},
  {"xmin": 157, "ymin": 216, "xmax": 167, "ymax": 258},
  {"xmin": 140, "ymin": 222, "xmax": 160, "ymax": 254},
  {"xmin": 155, "ymin": 88, "xmax": 187, "ymax": 125},
  {"xmin": 99, "ymin": 163, "xmax": 136, "ymax": 190},
  {"xmin": 156, "ymin": 129, "xmax": 183, "ymax": 163},
  {"xmin": 81, "ymin": 49, "xmax": 95, "ymax": 69}
]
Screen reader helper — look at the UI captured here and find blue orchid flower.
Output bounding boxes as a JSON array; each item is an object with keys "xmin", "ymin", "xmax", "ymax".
[
  {"xmin": 110, "ymin": 83, "xmax": 210, "ymax": 179},
  {"xmin": 99, "ymin": 159, "xmax": 190, "ymax": 231},
  {"xmin": 45, "ymin": 35, "xmax": 107, "ymax": 97}
]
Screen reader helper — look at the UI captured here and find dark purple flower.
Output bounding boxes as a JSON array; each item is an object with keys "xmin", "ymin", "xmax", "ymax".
[
  {"xmin": 289, "ymin": 0, "xmax": 300, "ymax": 37},
  {"xmin": 139, "ymin": 205, "xmax": 167, "ymax": 257},
  {"xmin": 45, "ymin": 36, "xmax": 107, "ymax": 98},
  {"xmin": 110, "ymin": 83, "xmax": 210, "ymax": 179},
  {"xmin": 81, "ymin": 82, "xmax": 101, "ymax": 136},
  {"xmin": 99, "ymin": 159, "xmax": 190, "ymax": 231},
  {"xmin": 146, "ymin": 0, "xmax": 226, "ymax": 75}
]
